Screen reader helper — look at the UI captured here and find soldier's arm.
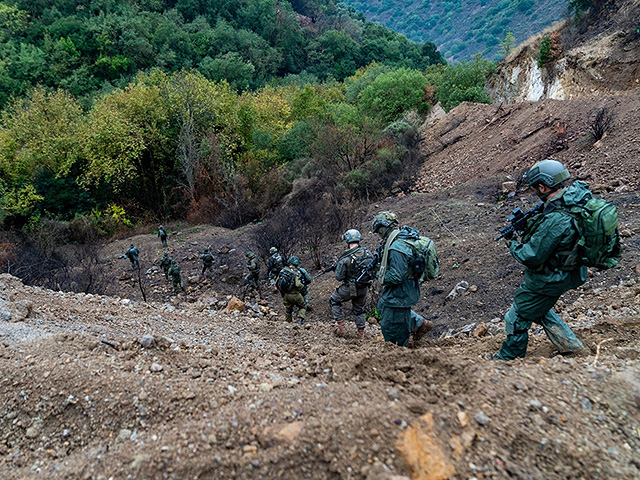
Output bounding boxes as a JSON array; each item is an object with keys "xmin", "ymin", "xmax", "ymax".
[
  {"xmin": 383, "ymin": 248, "xmax": 409, "ymax": 285},
  {"xmin": 509, "ymin": 213, "xmax": 574, "ymax": 268}
]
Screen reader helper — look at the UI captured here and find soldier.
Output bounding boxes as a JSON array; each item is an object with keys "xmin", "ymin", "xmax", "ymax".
[
  {"xmin": 199, "ymin": 248, "xmax": 215, "ymax": 277},
  {"xmin": 267, "ymin": 247, "xmax": 287, "ymax": 286},
  {"xmin": 158, "ymin": 225, "xmax": 168, "ymax": 247},
  {"xmin": 276, "ymin": 256, "xmax": 307, "ymax": 325},
  {"xmin": 244, "ymin": 251, "xmax": 262, "ymax": 298},
  {"xmin": 167, "ymin": 259, "xmax": 184, "ymax": 294},
  {"xmin": 122, "ymin": 243, "xmax": 140, "ymax": 270},
  {"xmin": 298, "ymin": 260, "xmax": 312, "ymax": 309},
  {"xmin": 159, "ymin": 250, "xmax": 172, "ymax": 280},
  {"xmin": 493, "ymin": 159, "xmax": 587, "ymax": 360},
  {"xmin": 330, "ymin": 229, "xmax": 374, "ymax": 340},
  {"xmin": 372, "ymin": 212, "xmax": 434, "ymax": 346}
]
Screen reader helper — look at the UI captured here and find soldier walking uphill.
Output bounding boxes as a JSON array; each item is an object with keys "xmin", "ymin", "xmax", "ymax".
[
  {"xmin": 493, "ymin": 159, "xmax": 620, "ymax": 360},
  {"xmin": 121, "ymin": 243, "xmax": 140, "ymax": 270},
  {"xmin": 331, "ymin": 229, "xmax": 374, "ymax": 340},
  {"xmin": 199, "ymin": 248, "xmax": 215, "ymax": 278},
  {"xmin": 160, "ymin": 251, "xmax": 173, "ymax": 280},
  {"xmin": 276, "ymin": 256, "xmax": 309, "ymax": 326},
  {"xmin": 267, "ymin": 247, "xmax": 287, "ymax": 287},
  {"xmin": 158, "ymin": 225, "xmax": 168, "ymax": 247},
  {"xmin": 167, "ymin": 259, "xmax": 185, "ymax": 294},
  {"xmin": 244, "ymin": 251, "xmax": 262, "ymax": 298},
  {"xmin": 372, "ymin": 212, "xmax": 438, "ymax": 346}
]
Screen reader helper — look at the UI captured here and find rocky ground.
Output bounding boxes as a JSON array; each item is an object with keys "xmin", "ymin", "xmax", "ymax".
[
  {"xmin": 3, "ymin": 76, "xmax": 640, "ymax": 480},
  {"xmin": 1, "ymin": 168, "xmax": 639, "ymax": 479}
]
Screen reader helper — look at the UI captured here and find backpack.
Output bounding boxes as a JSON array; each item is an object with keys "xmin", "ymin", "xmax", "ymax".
[
  {"xmin": 557, "ymin": 198, "xmax": 621, "ymax": 269},
  {"xmin": 347, "ymin": 247, "xmax": 375, "ymax": 285},
  {"xmin": 276, "ymin": 267, "xmax": 301, "ymax": 294},
  {"xmin": 399, "ymin": 235, "xmax": 439, "ymax": 282}
]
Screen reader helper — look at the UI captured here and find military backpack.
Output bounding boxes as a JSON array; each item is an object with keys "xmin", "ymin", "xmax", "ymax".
[
  {"xmin": 557, "ymin": 197, "xmax": 621, "ymax": 269},
  {"xmin": 398, "ymin": 231, "xmax": 440, "ymax": 282},
  {"xmin": 276, "ymin": 267, "xmax": 302, "ymax": 294},
  {"xmin": 346, "ymin": 247, "xmax": 375, "ymax": 285}
]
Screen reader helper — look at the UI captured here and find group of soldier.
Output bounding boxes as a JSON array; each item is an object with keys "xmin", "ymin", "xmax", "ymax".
[
  {"xmin": 265, "ymin": 158, "xmax": 608, "ymax": 361},
  {"xmin": 119, "ymin": 159, "xmax": 610, "ymax": 361}
]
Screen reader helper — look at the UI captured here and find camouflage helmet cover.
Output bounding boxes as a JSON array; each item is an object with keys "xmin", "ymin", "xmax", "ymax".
[
  {"xmin": 246, "ymin": 251, "xmax": 255, "ymax": 258},
  {"xmin": 524, "ymin": 159, "xmax": 570, "ymax": 188},
  {"xmin": 288, "ymin": 255, "xmax": 300, "ymax": 266},
  {"xmin": 371, "ymin": 211, "xmax": 398, "ymax": 233},
  {"xmin": 343, "ymin": 229, "xmax": 362, "ymax": 243},
  {"xmin": 269, "ymin": 247, "xmax": 277, "ymax": 255}
]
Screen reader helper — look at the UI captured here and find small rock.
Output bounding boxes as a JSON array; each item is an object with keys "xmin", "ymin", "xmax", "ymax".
[
  {"xmin": 581, "ymin": 397, "xmax": 593, "ymax": 410},
  {"xmin": 259, "ymin": 383, "xmax": 273, "ymax": 392},
  {"xmin": 471, "ymin": 322, "xmax": 488, "ymax": 338},
  {"xmin": 474, "ymin": 411, "xmax": 489, "ymax": 425},
  {"xmin": 150, "ymin": 363, "xmax": 163, "ymax": 373},
  {"xmin": 224, "ymin": 297, "xmax": 245, "ymax": 312},
  {"xmin": 139, "ymin": 335, "xmax": 155, "ymax": 349},
  {"xmin": 502, "ymin": 181, "xmax": 517, "ymax": 193},
  {"xmin": 457, "ymin": 411, "xmax": 469, "ymax": 428},
  {"xmin": 387, "ymin": 388, "xmax": 399, "ymax": 401},
  {"xmin": 116, "ymin": 428, "xmax": 132, "ymax": 443},
  {"xmin": 529, "ymin": 399, "xmax": 543, "ymax": 409}
]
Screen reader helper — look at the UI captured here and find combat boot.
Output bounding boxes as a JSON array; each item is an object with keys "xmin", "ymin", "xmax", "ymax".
[
  {"xmin": 414, "ymin": 320, "xmax": 434, "ymax": 340},
  {"xmin": 334, "ymin": 320, "xmax": 346, "ymax": 336},
  {"xmin": 356, "ymin": 328, "xmax": 365, "ymax": 340}
]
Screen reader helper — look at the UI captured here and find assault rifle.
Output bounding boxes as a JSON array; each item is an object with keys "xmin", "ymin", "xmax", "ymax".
[
  {"xmin": 495, "ymin": 202, "xmax": 544, "ymax": 241},
  {"xmin": 314, "ymin": 264, "xmax": 336, "ymax": 279}
]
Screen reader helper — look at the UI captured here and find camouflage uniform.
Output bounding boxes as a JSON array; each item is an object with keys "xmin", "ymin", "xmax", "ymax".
[
  {"xmin": 167, "ymin": 261, "xmax": 184, "ymax": 294},
  {"xmin": 267, "ymin": 248, "xmax": 286, "ymax": 286},
  {"xmin": 244, "ymin": 252, "xmax": 262, "ymax": 297},
  {"xmin": 298, "ymin": 266, "xmax": 311, "ymax": 307},
  {"xmin": 158, "ymin": 225, "xmax": 168, "ymax": 247},
  {"xmin": 494, "ymin": 160, "xmax": 588, "ymax": 361},
  {"xmin": 199, "ymin": 249, "xmax": 215, "ymax": 277},
  {"xmin": 373, "ymin": 213, "xmax": 430, "ymax": 346},
  {"xmin": 278, "ymin": 258, "xmax": 306, "ymax": 324},
  {"xmin": 123, "ymin": 244, "xmax": 140, "ymax": 270},
  {"xmin": 330, "ymin": 238, "xmax": 372, "ymax": 337},
  {"xmin": 159, "ymin": 251, "xmax": 172, "ymax": 280}
]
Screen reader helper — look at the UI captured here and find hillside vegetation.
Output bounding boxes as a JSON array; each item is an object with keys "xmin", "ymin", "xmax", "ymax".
[
  {"xmin": 0, "ymin": 0, "xmax": 443, "ymax": 109},
  {"xmin": 341, "ymin": 0, "xmax": 567, "ymax": 61},
  {"xmin": 0, "ymin": 0, "xmax": 499, "ymax": 264}
]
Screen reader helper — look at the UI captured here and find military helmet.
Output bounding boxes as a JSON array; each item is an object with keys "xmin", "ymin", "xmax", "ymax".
[
  {"xmin": 343, "ymin": 229, "xmax": 362, "ymax": 243},
  {"xmin": 246, "ymin": 251, "xmax": 255, "ymax": 258},
  {"xmin": 371, "ymin": 211, "xmax": 398, "ymax": 233},
  {"xmin": 524, "ymin": 159, "xmax": 570, "ymax": 188},
  {"xmin": 163, "ymin": 251, "xmax": 168, "ymax": 256},
  {"xmin": 269, "ymin": 247, "xmax": 277, "ymax": 255},
  {"xmin": 171, "ymin": 259, "xmax": 176, "ymax": 264},
  {"xmin": 204, "ymin": 248, "xmax": 209, "ymax": 253},
  {"xmin": 288, "ymin": 255, "xmax": 300, "ymax": 266},
  {"xmin": 130, "ymin": 243, "xmax": 134, "ymax": 247}
]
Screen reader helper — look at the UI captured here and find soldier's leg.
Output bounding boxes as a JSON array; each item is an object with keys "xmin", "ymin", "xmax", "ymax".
[
  {"xmin": 378, "ymin": 299, "xmax": 412, "ymax": 346},
  {"xmin": 352, "ymin": 287, "xmax": 368, "ymax": 331},
  {"xmin": 496, "ymin": 284, "xmax": 558, "ymax": 360},
  {"xmin": 541, "ymin": 309, "xmax": 584, "ymax": 354},
  {"xmin": 330, "ymin": 285, "xmax": 349, "ymax": 334},
  {"xmin": 292, "ymin": 293, "xmax": 306, "ymax": 325},
  {"xmin": 283, "ymin": 294, "xmax": 294, "ymax": 322}
]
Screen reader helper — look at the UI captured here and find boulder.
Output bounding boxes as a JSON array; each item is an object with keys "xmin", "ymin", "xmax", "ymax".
[{"xmin": 224, "ymin": 297, "xmax": 245, "ymax": 312}]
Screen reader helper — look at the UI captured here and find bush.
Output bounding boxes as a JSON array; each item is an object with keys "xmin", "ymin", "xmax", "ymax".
[
  {"xmin": 358, "ymin": 68, "xmax": 430, "ymax": 122},
  {"xmin": 434, "ymin": 57, "xmax": 495, "ymax": 111},
  {"xmin": 538, "ymin": 33, "xmax": 562, "ymax": 67}
]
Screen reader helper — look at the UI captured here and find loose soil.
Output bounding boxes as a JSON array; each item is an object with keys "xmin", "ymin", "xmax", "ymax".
[{"xmin": 3, "ymin": 70, "xmax": 640, "ymax": 480}]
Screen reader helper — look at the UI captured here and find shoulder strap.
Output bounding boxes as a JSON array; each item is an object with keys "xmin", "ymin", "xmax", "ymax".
[{"xmin": 377, "ymin": 229, "xmax": 400, "ymax": 287}]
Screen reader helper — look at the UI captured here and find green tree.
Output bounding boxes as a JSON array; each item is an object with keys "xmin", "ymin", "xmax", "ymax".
[{"xmin": 358, "ymin": 68, "xmax": 429, "ymax": 122}]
